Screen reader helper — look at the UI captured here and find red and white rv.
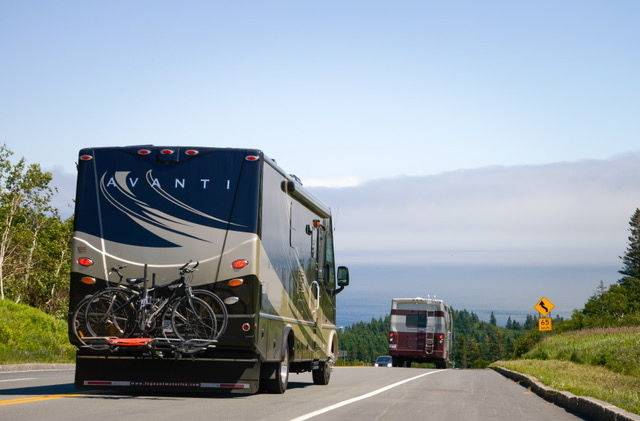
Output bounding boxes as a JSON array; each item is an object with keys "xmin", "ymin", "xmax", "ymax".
[{"xmin": 388, "ymin": 297, "xmax": 453, "ymax": 368}]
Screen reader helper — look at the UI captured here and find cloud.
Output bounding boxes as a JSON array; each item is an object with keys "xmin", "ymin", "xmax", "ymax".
[
  {"xmin": 303, "ymin": 176, "xmax": 362, "ymax": 188},
  {"xmin": 310, "ymin": 153, "xmax": 640, "ymax": 266}
]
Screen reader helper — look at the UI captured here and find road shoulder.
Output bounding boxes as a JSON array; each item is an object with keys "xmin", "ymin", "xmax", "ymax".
[
  {"xmin": 492, "ymin": 365, "xmax": 640, "ymax": 421},
  {"xmin": 0, "ymin": 363, "xmax": 75, "ymax": 373}
]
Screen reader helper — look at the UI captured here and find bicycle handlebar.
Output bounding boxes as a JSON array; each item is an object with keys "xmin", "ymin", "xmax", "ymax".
[
  {"xmin": 108, "ymin": 265, "xmax": 127, "ymax": 282},
  {"xmin": 179, "ymin": 260, "xmax": 199, "ymax": 274}
]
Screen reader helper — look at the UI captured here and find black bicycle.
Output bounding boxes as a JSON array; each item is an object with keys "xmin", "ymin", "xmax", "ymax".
[
  {"xmin": 71, "ymin": 295, "xmax": 92, "ymax": 345},
  {"xmin": 83, "ymin": 261, "xmax": 226, "ymax": 342},
  {"xmin": 71, "ymin": 266, "xmax": 133, "ymax": 345}
]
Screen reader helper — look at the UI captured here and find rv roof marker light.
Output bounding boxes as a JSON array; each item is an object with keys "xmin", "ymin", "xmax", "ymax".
[
  {"xmin": 185, "ymin": 149, "xmax": 199, "ymax": 156},
  {"xmin": 79, "ymin": 154, "xmax": 93, "ymax": 161},
  {"xmin": 160, "ymin": 149, "xmax": 174, "ymax": 155},
  {"xmin": 245, "ymin": 155, "xmax": 259, "ymax": 161},
  {"xmin": 80, "ymin": 276, "xmax": 96, "ymax": 285},
  {"xmin": 231, "ymin": 259, "xmax": 249, "ymax": 270},
  {"xmin": 227, "ymin": 278, "xmax": 244, "ymax": 287},
  {"xmin": 137, "ymin": 148, "xmax": 152, "ymax": 156},
  {"xmin": 77, "ymin": 257, "xmax": 94, "ymax": 267}
]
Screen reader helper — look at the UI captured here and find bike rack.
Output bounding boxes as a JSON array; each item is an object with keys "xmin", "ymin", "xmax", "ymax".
[{"xmin": 80, "ymin": 336, "xmax": 218, "ymax": 357}]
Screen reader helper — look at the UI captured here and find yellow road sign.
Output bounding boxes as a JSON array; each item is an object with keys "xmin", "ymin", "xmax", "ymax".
[
  {"xmin": 538, "ymin": 317, "xmax": 553, "ymax": 332},
  {"xmin": 534, "ymin": 296, "xmax": 555, "ymax": 316}
]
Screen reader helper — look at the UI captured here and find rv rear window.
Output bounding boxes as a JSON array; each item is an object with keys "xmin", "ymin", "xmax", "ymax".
[{"xmin": 406, "ymin": 314, "xmax": 427, "ymax": 328}]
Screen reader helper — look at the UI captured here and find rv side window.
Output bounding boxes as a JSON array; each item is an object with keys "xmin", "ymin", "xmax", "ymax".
[
  {"xmin": 311, "ymin": 224, "xmax": 318, "ymax": 259},
  {"xmin": 324, "ymin": 220, "xmax": 335, "ymax": 287},
  {"xmin": 406, "ymin": 314, "xmax": 427, "ymax": 328},
  {"xmin": 289, "ymin": 201, "xmax": 294, "ymax": 248}
]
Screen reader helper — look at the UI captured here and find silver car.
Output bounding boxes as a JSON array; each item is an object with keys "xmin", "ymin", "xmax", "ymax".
[{"xmin": 374, "ymin": 355, "xmax": 393, "ymax": 367}]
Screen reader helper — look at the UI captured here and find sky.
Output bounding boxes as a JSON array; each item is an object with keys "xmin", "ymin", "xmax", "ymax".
[
  {"xmin": 1, "ymin": 1, "xmax": 640, "ymax": 185},
  {"xmin": 2, "ymin": 1, "xmax": 639, "ymax": 320}
]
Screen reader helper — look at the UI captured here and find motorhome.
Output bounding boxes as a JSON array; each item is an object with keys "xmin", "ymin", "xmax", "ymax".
[
  {"xmin": 388, "ymin": 297, "xmax": 453, "ymax": 368},
  {"xmin": 68, "ymin": 146, "xmax": 350, "ymax": 394}
]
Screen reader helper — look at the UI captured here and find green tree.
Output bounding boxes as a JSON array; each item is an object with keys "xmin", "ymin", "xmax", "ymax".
[
  {"xmin": 339, "ymin": 316, "xmax": 390, "ymax": 363},
  {"xmin": 0, "ymin": 145, "xmax": 71, "ymax": 316},
  {"xmin": 523, "ymin": 314, "xmax": 537, "ymax": 330},
  {"xmin": 572, "ymin": 209, "xmax": 640, "ymax": 327},
  {"xmin": 620, "ymin": 208, "xmax": 640, "ymax": 279}
]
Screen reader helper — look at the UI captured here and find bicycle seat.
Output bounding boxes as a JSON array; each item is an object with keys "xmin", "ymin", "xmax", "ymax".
[{"xmin": 125, "ymin": 278, "xmax": 145, "ymax": 285}]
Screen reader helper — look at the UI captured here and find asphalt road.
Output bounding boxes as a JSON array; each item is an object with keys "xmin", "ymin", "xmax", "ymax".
[{"xmin": 0, "ymin": 366, "xmax": 582, "ymax": 421}]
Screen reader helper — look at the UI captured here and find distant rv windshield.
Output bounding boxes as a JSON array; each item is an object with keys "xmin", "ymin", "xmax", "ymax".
[{"xmin": 74, "ymin": 147, "xmax": 260, "ymax": 266}]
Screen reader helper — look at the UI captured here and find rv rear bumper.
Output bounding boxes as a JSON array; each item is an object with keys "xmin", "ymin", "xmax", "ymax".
[
  {"xmin": 390, "ymin": 349, "xmax": 445, "ymax": 359},
  {"xmin": 75, "ymin": 353, "xmax": 261, "ymax": 394}
]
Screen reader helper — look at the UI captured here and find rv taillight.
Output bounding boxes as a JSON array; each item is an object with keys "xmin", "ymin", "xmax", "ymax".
[
  {"xmin": 79, "ymin": 154, "xmax": 93, "ymax": 161},
  {"xmin": 241, "ymin": 322, "xmax": 251, "ymax": 332},
  {"xmin": 389, "ymin": 332, "xmax": 398, "ymax": 342},
  {"xmin": 231, "ymin": 259, "xmax": 249, "ymax": 270},
  {"xmin": 137, "ymin": 148, "xmax": 152, "ymax": 156},
  {"xmin": 227, "ymin": 278, "xmax": 244, "ymax": 287},
  {"xmin": 77, "ymin": 257, "xmax": 94, "ymax": 267},
  {"xmin": 160, "ymin": 149, "xmax": 174, "ymax": 155},
  {"xmin": 436, "ymin": 333, "xmax": 445, "ymax": 344},
  {"xmin": 80, "ymin": 276, "xmax": 96, "ymax": 285},
  {"xmin": 245, "ymin": 155, "xmax": 259, "ymax": 161},
  {"xmin": 185, "ymin": 149, "xmax": 199, "ymax": 156}
]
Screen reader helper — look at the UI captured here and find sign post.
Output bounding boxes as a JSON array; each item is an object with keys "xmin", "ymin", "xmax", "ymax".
[{"xmin": 534, "ymin": 296, "xmax": 555, "ymax": 332}]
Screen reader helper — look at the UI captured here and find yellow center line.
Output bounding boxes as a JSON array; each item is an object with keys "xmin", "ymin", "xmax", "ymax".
[{"xmin": 0, "ymin": 393, "xmax": 83, "ymax": 407}]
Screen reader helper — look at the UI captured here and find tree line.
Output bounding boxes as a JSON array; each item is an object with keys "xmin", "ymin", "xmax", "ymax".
[{"xmin": 0, "ymin": 146, "xmax": 72, "ymax": 318}]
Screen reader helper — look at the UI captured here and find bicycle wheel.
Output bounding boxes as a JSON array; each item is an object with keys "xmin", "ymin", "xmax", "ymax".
[
  {"xmin": 171, "ymin": 296, "xmax": 217, "ymax": 341},
  {"xmin": 190, "ymin": 289, "xmax": 229, "ymax": 339},
  {"xmin": 71, "ymin": 296, "xmax": 92, "ymax": 345},
  {"xmin": 85, "ymin": 288, "xmax": 137, "ymax": 338}
]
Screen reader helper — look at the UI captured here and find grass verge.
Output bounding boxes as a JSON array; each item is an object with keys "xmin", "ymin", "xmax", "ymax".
[
  {"xmin": 523, "ymin": 327, "xmax": 640, "ymax": 377},
  {"xmin": 492, "ymin": 359, "xmax": 640, "ymax": 415},
  {"xmin": 0, "ymin": 299, "xmax": 74, "ymax": 364}
]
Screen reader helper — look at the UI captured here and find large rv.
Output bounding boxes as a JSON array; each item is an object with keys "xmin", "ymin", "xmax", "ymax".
[
  {"xmin": 68, "ymin": 146, "xmax": 350, "ymax": 394},
  {"xmin": 388, "ymin": 297, "xmax": 453, "ymax": 368}
]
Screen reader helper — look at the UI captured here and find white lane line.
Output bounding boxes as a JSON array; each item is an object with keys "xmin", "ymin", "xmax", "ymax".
[
  {"xmin": 290, "ymin": 369, "xmax": 447, "ymax": 421},
  {"xmin": 0, "ymin": 377, "xmax": 36, "ymax": 383}
]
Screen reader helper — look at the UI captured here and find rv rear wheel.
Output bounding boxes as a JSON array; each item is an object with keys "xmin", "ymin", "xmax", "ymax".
[
  {"xmin": 262, "ymin": 346, "xmax": 289, "ymax": 394},
  {"xmin": 312, "ymin": 361, "xmax": 331, "ymax": 385}
]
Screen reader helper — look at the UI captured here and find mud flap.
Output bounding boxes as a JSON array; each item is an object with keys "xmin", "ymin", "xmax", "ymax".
[{"xmin": 75, "ymin": 355, "xmax": 261, "ymax": 394}]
